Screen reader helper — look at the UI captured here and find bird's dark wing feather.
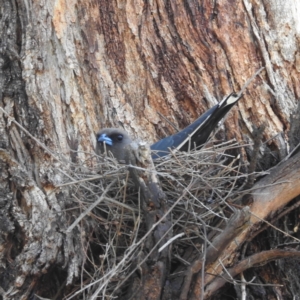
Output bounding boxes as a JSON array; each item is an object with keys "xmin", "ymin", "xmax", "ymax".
[
  {"xmin": 151, "ymin": 106, "xmax": 216, "ymax": 157},
  {"xmin": 151, "ymin": 93, "xmax": 241, "ymax": 158}
]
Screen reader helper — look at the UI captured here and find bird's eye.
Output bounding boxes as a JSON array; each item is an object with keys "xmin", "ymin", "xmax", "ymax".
[{"xmin": 117, "ymin": 134, "xmax": 123, "ymax": 141}]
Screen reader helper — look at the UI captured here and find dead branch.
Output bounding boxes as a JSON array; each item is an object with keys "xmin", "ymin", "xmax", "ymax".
[
  {"xmin": 198, "ymin": 149, "xmax": 300, "ymax": 299},
  {"xmin": 204, "ymin": 249, "xmax": 300, "ymax": 298},
  {"xmin": 122, "ymin": 142, "xmax": 173, "ymax": 300},
  {"xmin": 180, "ymin": 207, "xmax": 251, "ymax": 300}
]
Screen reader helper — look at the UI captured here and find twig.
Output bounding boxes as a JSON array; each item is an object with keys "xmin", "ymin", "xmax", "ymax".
[
  {"xmin": 66, "ymin": 180, "xmax": 117, "ymax": 233},
  {"xmin": 237, "ymin": 67, "xmax": 265, "ymax": 97}
]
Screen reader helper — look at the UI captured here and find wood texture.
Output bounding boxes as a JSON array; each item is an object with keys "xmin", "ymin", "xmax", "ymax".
[{"xmin": 1, "ymin": 0, "xmax": 300, "ymax": 299}]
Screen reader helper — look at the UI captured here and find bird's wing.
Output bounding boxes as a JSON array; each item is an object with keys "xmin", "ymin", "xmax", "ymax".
[{"xmin": 151, "ymin": 93, "xmax": 241, "ymax": 158}]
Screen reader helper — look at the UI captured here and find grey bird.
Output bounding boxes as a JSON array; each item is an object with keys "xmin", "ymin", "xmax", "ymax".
[
  {"xmin": 97, "ymin": 68, "xmax": 264, "ymax": 160},
  {"xmin": 96, "ymin": 128, "xmax": 133, "ymax": 162},
  {"xmin": 96, "ymin": 93, "xmax": 241, "ymax": 160}
]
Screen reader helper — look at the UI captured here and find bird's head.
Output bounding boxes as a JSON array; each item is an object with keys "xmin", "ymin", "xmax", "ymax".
[{"xmin": 96, "ymin": 128, "xmax": 133, "ymax": 162}]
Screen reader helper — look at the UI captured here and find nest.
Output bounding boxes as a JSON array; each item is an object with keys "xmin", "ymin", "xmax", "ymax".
[{"xmin": 60, "ymin": 139, "xmax": 247, "ymax": 299}]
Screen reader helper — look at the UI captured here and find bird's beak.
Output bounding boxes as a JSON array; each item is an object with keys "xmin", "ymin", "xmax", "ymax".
[{"xmin": 98, "ymin": 134, "xmax": 113, "ymax": 146}]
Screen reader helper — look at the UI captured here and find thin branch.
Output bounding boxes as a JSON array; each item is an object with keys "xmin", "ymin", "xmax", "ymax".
[
  {"xmin": 66, "ymin": 180, "xmax": 117, "ymax": 233},
  {"xmin": 204, "ymin": 249, "xmax": 300, "ymax": 298}
]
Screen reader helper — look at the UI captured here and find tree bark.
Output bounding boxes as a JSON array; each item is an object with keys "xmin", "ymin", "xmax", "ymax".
[{"xmin": 1, "ymin": 0, "xmax": 300, "ymax": 299}]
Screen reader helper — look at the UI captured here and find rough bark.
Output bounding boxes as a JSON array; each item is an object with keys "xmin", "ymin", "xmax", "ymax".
[{"xmin": 1, "ymin": 0, "xmax": 300, "ymax": 299}]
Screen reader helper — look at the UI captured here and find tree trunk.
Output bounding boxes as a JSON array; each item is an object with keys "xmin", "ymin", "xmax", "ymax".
[{"xmin": 1, "ymin": 0, "xmax": 300, "ymax": 299}]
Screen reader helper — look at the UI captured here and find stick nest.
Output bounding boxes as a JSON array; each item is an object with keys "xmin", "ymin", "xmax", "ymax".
[{"xmin": 61, "ymin": 139, "xmax": 246, "ymax": 299}]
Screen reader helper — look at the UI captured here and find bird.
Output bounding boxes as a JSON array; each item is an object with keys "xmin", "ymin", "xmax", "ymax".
[
  {"xmin": 96, "ymin": 93, "xmax": 242, "ymax": 160},
  {"xmin": 96, "ymin": 128, "xmax": 133, "ymax": 162}
]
